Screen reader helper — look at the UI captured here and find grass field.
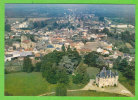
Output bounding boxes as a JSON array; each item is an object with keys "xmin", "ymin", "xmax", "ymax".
[
  {"xmin": 67, "ymin": 90, "xmax": 126, "ymax": 96},
  {"xmin": 5, "ymin": 68, "xmax": 134, "ymax": 96},
  {"xmin": 49, "ymin": 90, "xmax": 126, "ymax": 96},
  {"xmin": 118, "ymin": 71, "xmax": 135, "ymax": 95},
  {"xmin": 86, "ymin": 67, "xmax": 100, "ymax": 79},
  {"xmin": 5, "ymin": 72, "xmax": 57, "ymax": 96},
  {"xmin": 5, "ymin": 72, "xmax": 87, "ymax": 96},
  {"xmin": 112, "ymin": 69, "xmax": 135, "ymax": 95}
]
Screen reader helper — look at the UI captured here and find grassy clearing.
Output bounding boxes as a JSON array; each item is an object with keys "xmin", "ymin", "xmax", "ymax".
[
  {"xmin": 5, "ymin": 68, "xmax": 134, "ymax": 96},
  {"xmin": 86, "ymin": 67, "xmax": 100, "ymax": 79},
  {"xmin": 49, "ymin": 90, "xmax": 126, "ymax": 96},
  {"xmin": 125, "ymin": 43, "xmax": 133, "ymax": 49},
  {"xmin": 5, "ymin": 72, "xmax": 57, "ymax": 96},
  {"xmin": 5, "ymin": 72, "xmax": 87, "ymax": 96},
  {"xmin": 67, "ymin": 90, "xmax": 126, "ymax": 96},
  {"xmin": 118, "ymin": 71, "xmax": 135, "ymax": 95},
  {"xmin": 112, "ymin": 69, "xmax": 135, "ymax": 95}
]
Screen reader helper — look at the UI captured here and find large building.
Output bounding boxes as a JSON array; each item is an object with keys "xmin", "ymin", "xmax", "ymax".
[
  {"xmin": 21, "ymin": 36, "xmax": 36, "ymax": 50},
  {"xmin": 96, "ymin": 67, "xmax": 118, "ymax": 88}
]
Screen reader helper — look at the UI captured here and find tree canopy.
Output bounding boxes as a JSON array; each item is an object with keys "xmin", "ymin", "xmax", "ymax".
[{"xmin": 23, "ymin": 57, "xmax": 33, "ymax": 73}]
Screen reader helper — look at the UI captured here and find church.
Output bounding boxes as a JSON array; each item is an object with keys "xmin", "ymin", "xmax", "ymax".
[{"xmin": 96, "ymin": 67, "xmax": 119, "ymax": 88}]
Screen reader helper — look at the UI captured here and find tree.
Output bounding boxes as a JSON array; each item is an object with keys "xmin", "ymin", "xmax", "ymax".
[
  {"xmin": 61, "ymin": 44, "xmax": 66, "ymax": 52},
  {"xmin": 119, "ymin": 47, "xmax": 130, "ymax": 53},
  {"xmin": 118, "ymin": 58, "xmax": 128, "ymax": 72},
  {"xmin": 113, "ymin": 56, "xmax": 121, "ymax": 69},
  {"xmin": 84, "ymin": 51, "xmax": 99, "ymax": 67},
  {"xmin": 82, "ymin": 39, "xmax": 87, "ymax": 44},
  {"xmin": 72, "ymin": 74, "xmax": 83, "ymax": 84},
  {"xmin": 34, "ymin": 62, "xmax": 41, "ymax": 72},
  {"xmin": 5, "ymin": 69, "xmax": 8, "ymax": 74},
  {"xmin": 5, "ymin": 24, "xmax": 11, "ymax": 32},
  {"xmin": 59, "ymin": 56, "xmax": 75, "ymax": 74},
  {"xmin": 56, "ymin": 83, "xmax": 67, "ymax": 96},
  {"xmin": 73, "ymin": 64, "xmax": 89, "ymax": 84},
  {"xmin": 41, "ymin": 50, "xmax": 66, "ymax": 84},
  {"xmin": 121, "ymin": 31, "xmax": 130, "ymax": 43},
  {"xmin": 96, "ymin": 56, "xmax": 106, "ymax": 70},
  {"xmin": 67, "ymin": 45, "xmax": 72, "ymax": 52},
  {"xmin": 102, "ymin": 28, "xmax": 112, "ymax": 37},
  {"xmin": 32, "ymin": 20, "xmax": 47, "ymax": 29},
  {"xmin": 23, "ymin": 57, "xmax": 33, "ymax": 73},
  {"xmin": 46, "ymin": 65, "xmax": 59, "ymax": 84},
  {"xmin": 123, "ymin": 61, "xmax": 135, "ymax": 80},
  {"xmin": 57, "ymin": 67, "xmax": 69, "ymax": 85},
  {"xmin": 41, "ymin": 50, "xmax": 65, "ymax": 68},
  {"xmin": 90, "ymin": 38, "xmax": 94, "ymax": 42},
  {"xmin": 67, "ymin": 49, "xmax": 81, "ymax": 67},
  {"xmin": 29, "ymin": 35, "xmax": 35, "ymax": 42}
]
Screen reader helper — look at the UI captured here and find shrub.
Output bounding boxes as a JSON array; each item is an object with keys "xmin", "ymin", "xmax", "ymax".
[
  {"xmin": 72, "ymin": 74, "xmax": 83, "ymax": 84},
  {"xmin": 56, "ymin": 84, "xmax": 67, "ymax": 96}
]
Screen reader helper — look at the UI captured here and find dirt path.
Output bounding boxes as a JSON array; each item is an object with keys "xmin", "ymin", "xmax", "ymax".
[
  {"xmin": 38, "ymin": 92, "xmax": 55, "ymax": 96},
  {"xmin": 81, "ymin": 79, "xmax": 134, "ymax": 97},
  {"xmin": 38, "ymin": 79, "xmax": 134, "ymax": 97}
]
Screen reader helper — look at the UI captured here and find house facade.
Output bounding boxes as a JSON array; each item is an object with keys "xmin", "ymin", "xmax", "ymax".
[{"xmin": 96, "ymin": 67, "xmax": 118, "ymax": 88}]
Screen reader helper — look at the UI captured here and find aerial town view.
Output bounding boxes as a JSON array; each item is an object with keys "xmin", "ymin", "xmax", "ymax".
[{"xmin": 4, "ymin": 4, "xmax": 135, "ymax": 96}]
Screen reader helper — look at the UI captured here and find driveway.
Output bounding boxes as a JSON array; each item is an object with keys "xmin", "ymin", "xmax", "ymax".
[
  {"xmin": 81, "ymin": 79, "xmax": 134, "ymax": 97},
  {"xmin": 38, "ymin": 79, "xmax": 134, "ymax": 97}
]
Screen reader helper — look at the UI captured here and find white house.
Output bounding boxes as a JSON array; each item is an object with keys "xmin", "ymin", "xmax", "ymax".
[
  {"xmin": 102, "ymin": 50, "xmax": 109, "ymax": 55},
  {"xmin": 96, "ymin": 67, "xmax": 118, "ymax": 88},
  {"xmin": 97, "ymin": 48, "xmax": 103, "ymax": 53}
]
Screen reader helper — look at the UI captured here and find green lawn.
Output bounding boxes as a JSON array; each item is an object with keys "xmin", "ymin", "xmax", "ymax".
[
  {"xmin": 5, "ymin": 72, "xmax": 57, "ymax": 96},
  {"xmin": 67, "ymin": 90, "xmax": 126, "ymax": 96},
  {"xmin": 5, "ymin": 72, "xmax": 87, "ymax": 96},
  {"xmin": 5, "ymin": 68, "xmax": 134, "ymax": 96},
  {"xmin": 49, "ymin": 90, "xmax": 126, "ymax": 96},
  {"xmin": 86, "ymin": 67, "xmax": 100, "ymax": 79},
  {"xmin": 112, "ymin": 69, "xmax": 135, "ymax": 95},
  {"xmin": 118, "ymin": 71, "xmax": 135, "ymax": 95}
]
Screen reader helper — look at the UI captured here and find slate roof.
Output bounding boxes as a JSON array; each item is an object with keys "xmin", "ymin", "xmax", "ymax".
[
  {"xmin": 5, "ymin": 54, "xmax": 13, "ymax": 57},
  {"xmin": 96, "ymin": 67, "xmax": 118, "ymax": 78},
  {"xmin": 47, "ymin": 45, "xmax": 54, "ymax": 48}
]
